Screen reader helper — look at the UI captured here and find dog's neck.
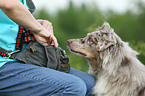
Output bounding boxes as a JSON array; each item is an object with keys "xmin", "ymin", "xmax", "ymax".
[{"xmin": 87, "ymin": 52, "xmax": 103, "ymax": 76}]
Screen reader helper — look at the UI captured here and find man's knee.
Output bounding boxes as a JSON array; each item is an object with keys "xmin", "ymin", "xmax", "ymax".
[{"xmin": 64, "ymin": 77, "xmax": 87, "ymax": 96}]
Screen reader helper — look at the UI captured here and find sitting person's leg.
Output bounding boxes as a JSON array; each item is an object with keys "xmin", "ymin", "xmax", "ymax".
[
  {"xmin": 69, "ymin": 69, "xmax": 96, "ymax": 96},
  {"xmin": 0, "ymin": 61, "xmax": 95, "ymax": 96}
]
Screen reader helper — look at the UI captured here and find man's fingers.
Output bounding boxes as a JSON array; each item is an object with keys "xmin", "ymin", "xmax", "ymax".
[
  {"xmin": 50, "ymin": 35, "xmax": 58, "ymax": 48},
  {"xmin": 53, "ymin": 36, "xmax": 58, "ymax": 48},
  {"xmin": 36, "ymin": 20, "xmax": 57, "ymax": 47},
  {"xmin": 47, "ymin": 34, "xmax": 58, "ymax": 48}
]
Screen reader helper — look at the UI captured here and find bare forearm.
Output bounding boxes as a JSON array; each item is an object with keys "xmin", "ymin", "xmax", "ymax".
[
  {"xmin": 0, "ymin": 0, "xmax": 58, "ymax": 47},
  {"xmin": 0, "ymin": 0, "xmax": 43, "ymax": 33}
]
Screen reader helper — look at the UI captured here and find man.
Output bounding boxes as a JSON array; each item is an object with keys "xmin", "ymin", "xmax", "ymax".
[{"xmin": 0, "ymin": 0, "xmax": 96, "ymax": 95}]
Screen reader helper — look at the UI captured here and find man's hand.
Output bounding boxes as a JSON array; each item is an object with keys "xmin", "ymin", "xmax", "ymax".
[
  {"xmin": 37, "ymin": 20, "xmax": 53, "ymax": 33},
  {"xmin": 33, "ymin": 20, "xmax": 58, "ymax": 47},
  {"xmin": 33, "ymin": 28, "xmax": 58, "ymax": 47}
]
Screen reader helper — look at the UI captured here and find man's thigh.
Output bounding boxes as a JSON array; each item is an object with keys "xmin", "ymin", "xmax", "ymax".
[{"xmin": 0, "ymin": 61, "xmax": 87, "ymax": 96}]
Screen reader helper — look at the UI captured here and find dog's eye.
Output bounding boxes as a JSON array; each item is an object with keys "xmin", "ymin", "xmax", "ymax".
[
  {"xmin": 89, "ymin": 38, "xmax": 93, "ymax": 41},
  {"xmin": 88, "ymin": 38, "xmax": 93, "ymax": 44},
  {"xmin": 88, "ymin": 37, "xmax": 98, "ymax": 45}
]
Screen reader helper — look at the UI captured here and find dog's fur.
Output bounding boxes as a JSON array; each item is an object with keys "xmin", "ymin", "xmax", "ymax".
[{"xmin": 67, "ymin": 22, "xmax": 145, "ymax": 96}]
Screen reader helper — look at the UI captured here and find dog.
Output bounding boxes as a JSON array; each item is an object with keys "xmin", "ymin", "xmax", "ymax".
[{"xmin": 67, "ymin": 22, "xmax": 145, "ymax": 96}]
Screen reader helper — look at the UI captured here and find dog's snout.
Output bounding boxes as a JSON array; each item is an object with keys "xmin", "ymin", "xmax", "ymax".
[{"xmin": 67, "ymin": 40, "xmax": 73, "ymax": 45}]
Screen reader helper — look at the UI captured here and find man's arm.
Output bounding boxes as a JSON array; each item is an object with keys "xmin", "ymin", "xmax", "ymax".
[
  {"xmin": 0, "ymin": 0, "xmax": 42, "ymax": 33},
  {"xmin": 0, "ymin": 0, "xmax": 58, "ymax": 47}
]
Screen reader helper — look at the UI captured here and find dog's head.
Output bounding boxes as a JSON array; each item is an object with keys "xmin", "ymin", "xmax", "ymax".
[{"xmin": 67, "ymin": 22, "xmax": 122, "ymax": 59}]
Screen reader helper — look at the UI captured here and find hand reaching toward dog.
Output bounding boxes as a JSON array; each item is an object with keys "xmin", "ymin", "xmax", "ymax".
[{"xmin": 33, "ymin": 20, "xmax": 58, "ymax": 47}]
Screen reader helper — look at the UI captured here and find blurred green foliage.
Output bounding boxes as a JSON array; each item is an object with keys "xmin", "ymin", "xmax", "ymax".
[{"xmin": 34, "ymin": 1, "xmax": 145, "ymax": 72}]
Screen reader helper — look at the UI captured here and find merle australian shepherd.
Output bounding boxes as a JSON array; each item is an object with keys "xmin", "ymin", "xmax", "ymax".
[{"xmin": 67, "ymin": 22, "xmax": 145, "ymax": 96}]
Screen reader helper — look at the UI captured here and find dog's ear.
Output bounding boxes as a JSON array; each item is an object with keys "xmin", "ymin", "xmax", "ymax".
[
  {"xmin": 99, "ymin": 22, "xmax": 111, "ymax": 34},
  {"xmin": 96, "ymin": 22, "xmax": 116, "ymax": 51},
  {"xmin": 96, "ymin": 40, "xmax": 115, "ymax": 51}
]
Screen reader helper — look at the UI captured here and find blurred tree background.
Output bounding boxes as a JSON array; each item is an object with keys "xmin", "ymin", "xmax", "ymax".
[{"xmin": 33, "ymin": 0, "xmax": 145, "ymax": 72}]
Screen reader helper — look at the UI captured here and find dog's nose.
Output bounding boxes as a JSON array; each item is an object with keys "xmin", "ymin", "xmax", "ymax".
[{"xmin": 67, "ymin": 40, "xmax": 72, "ymax": 45}]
